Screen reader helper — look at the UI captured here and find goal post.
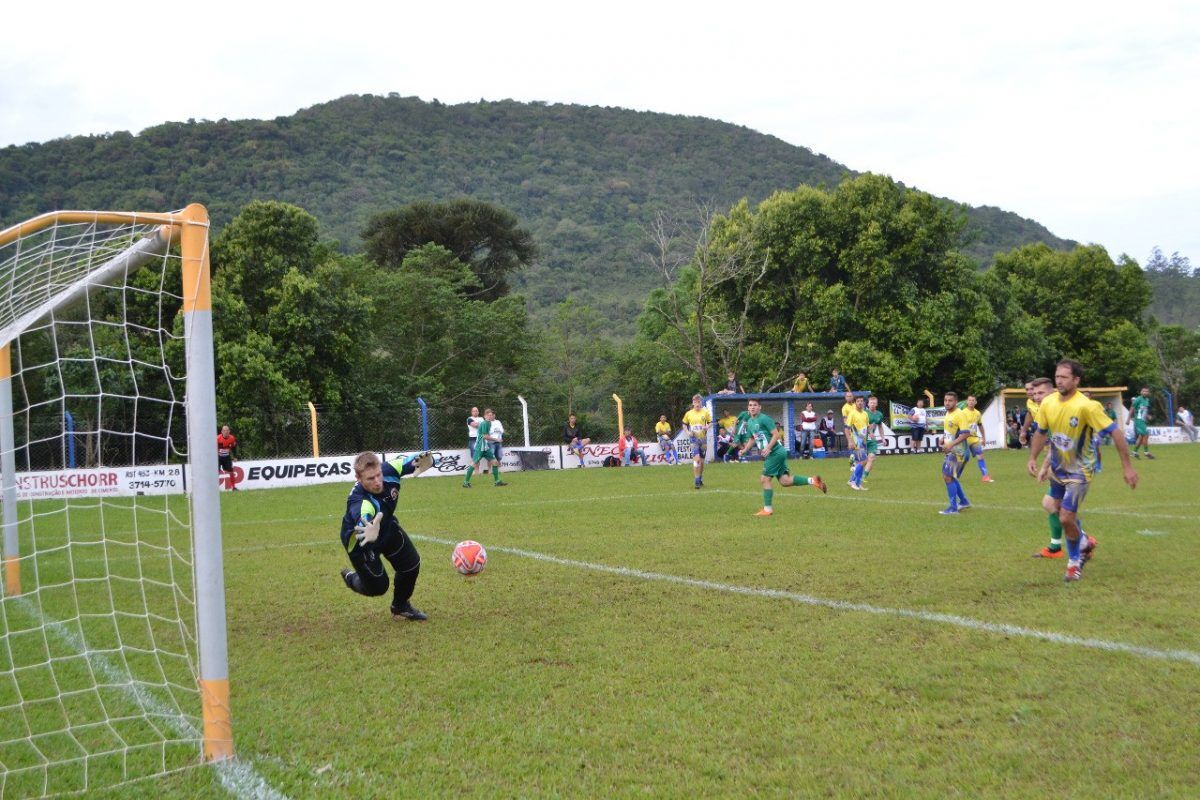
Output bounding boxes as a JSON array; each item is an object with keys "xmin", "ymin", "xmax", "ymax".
[{"xmin": 0, "ymin": 206, "xmax": 232, "ymax": 797}]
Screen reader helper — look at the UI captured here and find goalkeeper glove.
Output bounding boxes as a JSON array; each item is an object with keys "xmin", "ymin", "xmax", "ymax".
[
  {"xmin": 411, "ymin": 451, "xmax": 436, "ymax": 477},
  {"xmin": 354, "ymin": 514, "xmax": 382, "ymax": 546}
]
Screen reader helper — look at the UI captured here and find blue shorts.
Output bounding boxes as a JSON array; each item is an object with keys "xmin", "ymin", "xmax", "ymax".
[
  {"xmin": 853, "ymin": 446, "xmax": 867, "ymax": 464},
  {"xmin": 942, "ymin": 451, "xmax": 966, "ymax": 479},
  {"xmin": 658, "ymin": 435, "xmax": 673, "ymax": 449},
  {"xmin": 691, "ymin": 437, "xmax": 707, "ymax": 458},
  {"xmin": 969, "ymin": 443, "xmax": 985, "ymax": 457},
  {"xmin": 1048, "ymin": 480, "xmax": 1090, "ymax": 513}
]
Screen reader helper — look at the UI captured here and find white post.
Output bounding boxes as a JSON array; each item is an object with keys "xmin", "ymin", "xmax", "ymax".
[
  {"xmin": 180, "ymin": 205, "xmax": 233, "ymax": 762},
  {"xmin": 518, "ymin": 395, "xmax": 530, "ymax": 448}
]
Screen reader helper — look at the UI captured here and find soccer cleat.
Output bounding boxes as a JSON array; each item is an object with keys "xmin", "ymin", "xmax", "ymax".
[
  {"xmin": 1033, "ymin": 546, "xmax": 1065, "ymax": 559},
  {"xmin": 857, "ymin": 484, "xmax": 869, "ymax": 491},
  {"xmin": 847, "ymin": 480, "xmax": 856, "ymax": 488},
  {"xmin": 1064, "ymin": 563, "xmax": 1083, "ymax": 582},
  {"xmin": 754, "ymin": 509, "xmax": 774, "ymax": 517},
  {"xmin": 391, "ymin": 602, "xmax": 428, "ymax": 621},
  {"xmin": 939, "ymin": 507, "xmax": 959, "ymax": 515},
  {"xmin": 981, "ymin": 476, "xmax": 995, "ymax": 483},
  {"xmin": 1081, "ymin": 535, "xmax": 1097, "ymax": 563},
  {"xmin": 1132, "ymin": 452, "xmax": 1140, "ymax": 459},
  {"xmin": 340, "ymin": 568, "xmax": 355, "ymax": 591},
  {"xmin": 461, "ymin": 482, "xmax": 472, "ymax": 488},
  {"xmin": 494, "ymin": 481, "xmax": 509, "ymax": 487},
  {"xmin": 1145, "ymin": 453, "xmax": 1155, "ymax": 459},
  {"xmin": 811, "ymin": 476, "xmax": 827, "ymax": 494}
]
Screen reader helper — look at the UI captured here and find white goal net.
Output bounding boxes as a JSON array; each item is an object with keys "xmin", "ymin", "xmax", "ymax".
[{"xmin": 0, "ymin": 209, "xmax": 230, "ymax": 798}]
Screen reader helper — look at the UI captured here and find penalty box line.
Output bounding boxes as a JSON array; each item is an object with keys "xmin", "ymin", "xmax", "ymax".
[{"xmin": 409, "ymin": 533, "xmax": 1200, "ymax": 670}]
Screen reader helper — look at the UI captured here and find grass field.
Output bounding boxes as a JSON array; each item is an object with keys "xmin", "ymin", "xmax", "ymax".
[{"xmin": 7, "ymin": 445, "xmax": 1200, "ymax": 798}]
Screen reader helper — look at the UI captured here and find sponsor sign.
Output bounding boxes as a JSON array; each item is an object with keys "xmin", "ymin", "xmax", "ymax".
[
  {"xmin": 16, "ymin": 465, "xmax": 185, "ymax": 500},
  {"xmin": 384, "ymin": 447, "xmax": 561, "ymax": 477},
  {"xmin": 222, "ymin": 455, "xmax": 356, "ymax": 491},
  {"xmin": 889, "ymin": 401, "xmax": 946, "ymax": 433}
]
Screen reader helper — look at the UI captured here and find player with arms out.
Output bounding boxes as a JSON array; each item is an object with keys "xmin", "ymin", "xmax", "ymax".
[
  {"xmin": 1130, "ymin": 386, "xmax": 1155, "ymax": 459},
  {"xmin": 339, "ymin": 450, "xmax": 437, "ymax": 620},
  {"xmin": 1029, "ymin": 360, "xmax": 1138, "ymax": 582},
  {"xmin": 737, "ymin": 398, "xmax": 826, "ymax": 516},
  {"xmin": 938, "ymin": 392, "xmax": 972, "ymax": 514},
  {"xmin": 682, "ymin": 394, "xmax": 712, "ymax": 489}
]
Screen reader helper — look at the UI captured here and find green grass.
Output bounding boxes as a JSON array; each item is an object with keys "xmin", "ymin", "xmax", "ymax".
[{"xmin": 5, "ymin": 446, "xmax": 1200, "ymax": 798}]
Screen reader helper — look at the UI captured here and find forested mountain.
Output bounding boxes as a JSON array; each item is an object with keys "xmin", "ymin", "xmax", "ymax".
[{"xmin": 0, "ymin": 94, "xmax": 1075, "ymax": 327}]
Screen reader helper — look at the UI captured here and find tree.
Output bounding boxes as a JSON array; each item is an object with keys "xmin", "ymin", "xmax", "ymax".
[{"xmin": 362, "ymin": 199, "xmax": 537, "ymax": 301}]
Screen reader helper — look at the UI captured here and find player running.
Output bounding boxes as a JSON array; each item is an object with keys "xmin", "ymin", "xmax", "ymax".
[
  {"xmin": 737, "ymin": 398, "xmax": 826, "ymax": 516},
  {"xmin": 862, "ymin": 396, "xmax": 884, "ymax": 484},
  {"xmin": 462, "ymin": 408, "xmax": 508, "ymax": 488},
  {"xmin": 683, "ymin": 394, "xmax": 712, "ymax": 489},
  {"xmin": 1029, "ymin": 359, "xmax": 1138, "ymax": 582}
]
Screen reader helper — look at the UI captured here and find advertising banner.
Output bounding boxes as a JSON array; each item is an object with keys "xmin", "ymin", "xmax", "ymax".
[
  {"xmin": 889, "ymin": 402, "xmax": 946, "ymax": 433},
  {"xmin": 220, "ymin": 455, "xmax": 357, "ymax": 491},
  {"xmin": 16, "ymin": 465, "xmax": 185, "ymax": 500}
]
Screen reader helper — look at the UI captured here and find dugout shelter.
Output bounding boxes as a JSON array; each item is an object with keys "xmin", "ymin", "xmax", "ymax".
[
  {"xmin": 980, "ymin": 386, "xmax": 1128, "ymax": 449},
  {"xmin": 702, "ymin": 390, "xmax": 873, "ymax": 458}
]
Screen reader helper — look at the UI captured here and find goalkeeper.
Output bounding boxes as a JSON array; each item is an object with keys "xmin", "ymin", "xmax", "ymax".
[{"xmin": 339, "ymin": 450, "xmax": 435, "ymax": 620}]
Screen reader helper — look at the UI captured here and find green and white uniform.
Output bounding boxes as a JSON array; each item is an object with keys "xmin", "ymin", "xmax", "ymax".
[
  {"xmin": 866, "ymin": 409, "xmax": 884, "ymax": 456},
  {"xmin": 738, "ymin": 412, "xmax": 790, "ymax": 478},
  {"xmin": 1130, "ymin": 395, "xmax": 1151, "ymax": 437}
]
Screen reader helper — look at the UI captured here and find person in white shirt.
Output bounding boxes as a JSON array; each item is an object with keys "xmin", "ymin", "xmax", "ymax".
[
  {"xmin": 466, "ymin": 406, "xmax": 485, "ymax": 452},
  {"xmin": 909, "ymin": 399, "xmax": 928, "ymax": 447},
  {"xmin": 1178, "ymin": 405, "xmax": 1197, "ymax": 442},
  {"xmin": 794, "ymin": 402, "xmax": 819, "ymax": 458},
  {"xmin": 489, "ymin": 416, "xmax": 505, "ymax": 459}
]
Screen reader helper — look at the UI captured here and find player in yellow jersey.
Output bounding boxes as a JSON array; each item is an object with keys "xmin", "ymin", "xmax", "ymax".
[
  {"xmin": 938, "ymin": 392, "xmax": 972, "ymax": 514},
  {"xmin": 840, "ymin": 391, "xmax": 857, "ymax": 469},
  {"xmin": 845, "ymin": 396, "xmax": 871, "ymax": 490},
  {"xmin": 682, "ymin": 394, "xmax": 713, "ymax": 489},
  {"xmin": 1018, "ymin": 378, "xmax": 1050, "ymax": 447},
  {"xmin": 654, "ymin": 414, "xmax": 679, "ymax": 465},
  {"xmin": 1029, "ymin": 359, "xmax": 1138, "ymax": 582},
  {"xmin": 961, "ymin": 395, "xmax": 993, "ymax": 482}
]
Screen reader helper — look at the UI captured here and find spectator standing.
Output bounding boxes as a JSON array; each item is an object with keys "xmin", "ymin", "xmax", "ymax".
[
  {"xmin": 796, "ymin": 402, "xmax": 818, "ymax": 458},
  {"xmin": 1178, "ymin": 404, "xmax": 1197, "ymax": 442},
  {"xmin": 217, "ymin": 425, "xmax": 238, "ymax": 490},
  {"xmin": 466, "ymin": 406, "xmax": 484, "ymax": 452},
  {"xmin": 828, "ymin": 368, "xmax": 849, "ymax": 393},
  {"xmin": 909, "ymin": 399, "xmax": 927, "ymax": 447}
]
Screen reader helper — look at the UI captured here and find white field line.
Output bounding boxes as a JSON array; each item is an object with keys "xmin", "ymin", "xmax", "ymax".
[
  {"xmin": 408, "ymin": 535, "xmax": 1200, "ymax": 669},
  {"xmin": 15, "ymin": 597, "xmax": 289, "ymax": 800}
]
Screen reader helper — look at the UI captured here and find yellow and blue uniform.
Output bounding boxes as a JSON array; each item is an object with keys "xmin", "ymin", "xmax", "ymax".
[
  {"xmin": 845, "ymin": 407, "xmax": 870, "ymax": 454},
  {"xmin": 1034, "ymin": 391, "xmax": 1115, "ymax": 513},
  {"xmin": 683, "ymin": 408, "xmax": 712, "ymax": 458},
  {"xmin": 941, "ymin": 408, "xmax": 970, "ymax": 478}
]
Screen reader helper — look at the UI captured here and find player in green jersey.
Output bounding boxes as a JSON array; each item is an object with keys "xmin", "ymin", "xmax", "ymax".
[
  {"xmin": 1129, "ymin": 387, "xmax": 1154, "ymax": 459},
  {"xmin": 462, "ymin": 408, "xmax": 508, "ymax": 488},
  {"xmin": 736, "ymin": 398, "xmax": 827, "ymax": 517}
]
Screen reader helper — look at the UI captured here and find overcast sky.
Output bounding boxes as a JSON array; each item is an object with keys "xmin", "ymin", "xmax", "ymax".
[{"xmin": 3, "ymin": 0, "xmax": 1197, "ymax": 265}]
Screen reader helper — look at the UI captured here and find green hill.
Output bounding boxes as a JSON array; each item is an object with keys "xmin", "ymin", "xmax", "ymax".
[{"xmin": 0, "ymin": 94, "xmax": 1075, "ymax": 327}]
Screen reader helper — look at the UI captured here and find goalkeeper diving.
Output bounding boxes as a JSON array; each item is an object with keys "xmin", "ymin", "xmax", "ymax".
[{"xmin": 339, "ymin": 450, "xmax": 436, "ymax": 620}]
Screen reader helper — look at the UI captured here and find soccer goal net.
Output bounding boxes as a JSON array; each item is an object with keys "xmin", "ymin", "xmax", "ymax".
[{"xmin": 0, "ymin": 207, "xmax": 230, "ymax": 798}]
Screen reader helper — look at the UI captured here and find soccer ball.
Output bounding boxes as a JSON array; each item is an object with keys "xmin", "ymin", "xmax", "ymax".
[{"xmin": 452, "ymin": 540, "xmax": 487, "ymax": 575}]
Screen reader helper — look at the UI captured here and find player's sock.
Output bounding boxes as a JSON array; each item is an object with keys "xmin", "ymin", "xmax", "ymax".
[
  {"xmin": 464, "ymin": 465, "xmax": 475, "ymax": 484},
  {"xmin": 863, "ymin": 469, "xmax": 871, "ymax": 479},
  {"xmin": 944, "ymin": 483, "xmax": 958, "ymax": 509},
  {"xmin": 491, "ymin": 466, "xmax": 500, "ymax": 483},
  {"xmin": 978, "ymin": 459, "xmax": 989, "ymax": 477},
  {"xmin": 763, "ymin": 488, "xmax": 773, "ymax": 510},
  {"xmin": 954, "ymin": 480, "xmax": 968, "ymax": 505},
  {"xmin": 852, "ymin": 463, "xmax": 864, "ymax": 486},
  {"xmin": 1066, "ymin": 533, "xmax": 1082, "ymax": 561},
  {"xmin": 1047, "ymin": 513, "xmax": 1063, "ymax": 551},
  {"xmin": 793, "ymin": 476, "xmax": 810, "ymax": 486}
]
